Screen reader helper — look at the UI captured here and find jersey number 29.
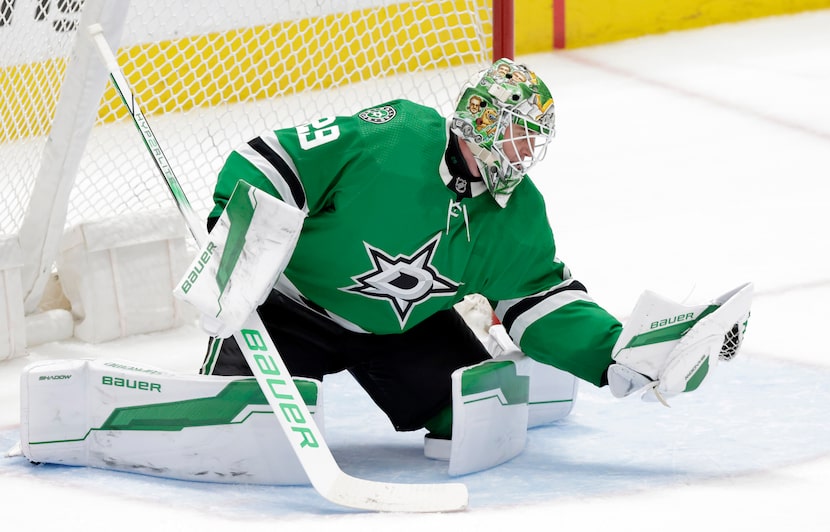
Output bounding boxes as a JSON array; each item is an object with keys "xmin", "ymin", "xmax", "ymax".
[{"xmin": 297, "ymin": 117, "xmax": 340, "ymax": 150}]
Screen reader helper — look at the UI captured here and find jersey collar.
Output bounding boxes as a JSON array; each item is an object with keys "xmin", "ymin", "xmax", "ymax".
[{"xmin": 441, "ymin": 123, "xmax": 488, "ymax": 201}]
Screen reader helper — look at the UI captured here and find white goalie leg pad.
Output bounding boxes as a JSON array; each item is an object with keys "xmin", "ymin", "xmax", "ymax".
[
  {"xmin": 436, "ymin": 358, "xmax": 529, "ymax": 476},
  {"xmin": 424, "ymin": 326, "xmax": 578, "ymax": 476},
  {"xmin": 173, "ymin": 180, "xmax": 305, "ymax": 337},
  {"xmin": 19, "ymin": 358, "xmax": 323, "ymax": 485},
  {"xmin": 610, "ymin": 282, "xmax": 753, "ymax": 403},
  {"xmin": 485, "ymin": 324, "xmax": 578, "ymax": 427}
]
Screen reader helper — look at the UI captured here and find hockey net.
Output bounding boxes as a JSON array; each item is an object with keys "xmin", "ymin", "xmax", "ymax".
[{"xmin": 0, "ymin": 0, "xmax": 501, "ymax": 355}]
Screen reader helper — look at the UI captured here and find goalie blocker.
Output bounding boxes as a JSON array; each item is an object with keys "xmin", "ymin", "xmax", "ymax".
[{"xmin": 174, "ymin": 179, "xmax": 305, "ymax": 338}]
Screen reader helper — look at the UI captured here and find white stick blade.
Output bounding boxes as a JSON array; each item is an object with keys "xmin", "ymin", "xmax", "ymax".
[{"xmin": 325, "ymin": 473, "xmax": 468, "ymax": 512}]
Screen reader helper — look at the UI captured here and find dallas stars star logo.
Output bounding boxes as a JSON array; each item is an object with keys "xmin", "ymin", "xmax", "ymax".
[
  {"xmin": 358, "ymin": 105, "xmax": 396, "ymax": 124},
  {"xmin": 342, "ymin": 233, "xmax": 460, "ymax": 328}
]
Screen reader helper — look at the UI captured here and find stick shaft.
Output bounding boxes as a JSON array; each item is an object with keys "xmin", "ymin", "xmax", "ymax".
[{"xmin": 87, "ymin": 24, "xmax": 205, "ymax": 245}]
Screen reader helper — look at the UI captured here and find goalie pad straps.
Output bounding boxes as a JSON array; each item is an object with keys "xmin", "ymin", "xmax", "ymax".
[
  {"xmin": 610, "ymin": 282, "xmax": 753, "ymax": 404},
  {"xmin": 173, "ymin": 180, "xmax": 305, "ymax": 337}
]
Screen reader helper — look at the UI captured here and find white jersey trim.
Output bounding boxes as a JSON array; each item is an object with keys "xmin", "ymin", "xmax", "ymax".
[
  {"xmin": 235, "ymin": 131, "xmax": 308, "ymax": 213},
  {"xmin": 495, "ymin": 282, "xmax": 594, "ymax": 346}
]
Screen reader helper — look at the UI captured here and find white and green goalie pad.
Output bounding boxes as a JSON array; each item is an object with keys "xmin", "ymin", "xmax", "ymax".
[
  {"xmin": 425, "ymin": 324, "xmax": 577, "ymax": 476},
  {"xmin": 610, "ymin": 282, "xmax": 753, "ymax": 403},
  {"xmin": 173, "ymin": 180, "xmax": 305, "ymax": 337},
  {"xmin": 18, "ymin": 358, "xmax": 322, "ymax": 485}
]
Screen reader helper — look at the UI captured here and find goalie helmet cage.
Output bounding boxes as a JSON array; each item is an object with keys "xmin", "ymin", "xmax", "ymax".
[{"xmin": 0, "ymin": 0, "xmax": 513, "ymax": 344}]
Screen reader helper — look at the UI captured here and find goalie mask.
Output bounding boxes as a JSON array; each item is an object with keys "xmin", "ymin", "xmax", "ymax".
[{"xmin": 451, "ymin": 58, "xmax": 555, "ymax": 207}]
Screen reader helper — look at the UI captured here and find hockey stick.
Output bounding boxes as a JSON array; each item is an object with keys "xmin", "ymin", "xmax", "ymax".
[{"xmin": 86, "ymin": 24, "xmax": 468, "ymax": 513}]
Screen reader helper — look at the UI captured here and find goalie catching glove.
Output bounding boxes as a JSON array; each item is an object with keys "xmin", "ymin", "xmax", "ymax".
[
  {"xmin": 174, "ymin": 180, "xmax": 305, "ymax": 337},
  {"xmin": 608, "ymin": 282, "xmax": 753, "ymax": 405}
]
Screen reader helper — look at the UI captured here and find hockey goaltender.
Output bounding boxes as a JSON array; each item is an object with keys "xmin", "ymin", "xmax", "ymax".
[{"xmin": 16, "ymin": 58, "xmax": 751, "ymax": 490}]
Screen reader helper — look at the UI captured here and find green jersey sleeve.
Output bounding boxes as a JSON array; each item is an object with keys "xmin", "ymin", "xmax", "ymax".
[
  {"xmin": 479, "ymin": 180, "xmax": 621, "ymax": 387},
  {"xmin": 211, "ymin": 115, "xmax": 362, "ymax": 219}
]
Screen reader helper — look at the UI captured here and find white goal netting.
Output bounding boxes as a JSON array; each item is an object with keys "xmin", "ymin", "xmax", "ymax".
[{"xmin": 0, "ymin": 0, "xmax": 495, "ymax": 321}]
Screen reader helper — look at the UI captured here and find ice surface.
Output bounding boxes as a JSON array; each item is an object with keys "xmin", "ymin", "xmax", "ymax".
[{"xmin": 2, "ymin": 9, "xmax": 829, "ymax": 531}]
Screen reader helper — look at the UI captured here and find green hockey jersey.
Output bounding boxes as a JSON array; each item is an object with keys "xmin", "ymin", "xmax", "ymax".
[{"xmin": 211, "ymin": 100, "xmax": 620, "ymax": 386}]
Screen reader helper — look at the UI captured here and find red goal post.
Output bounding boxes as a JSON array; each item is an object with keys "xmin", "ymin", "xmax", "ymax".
[
  {"xmin": 0, "ymin": 0, "xmax": 513, "ymax": 357},
  {"xmin": 493, "ymin": 0, "xmax": 515, "ymax": 60}
]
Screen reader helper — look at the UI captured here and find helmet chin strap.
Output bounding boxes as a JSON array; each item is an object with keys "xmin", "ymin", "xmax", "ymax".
[
  {"xmin": 464, "ymin": 139, "xmax": 495, "ymax": 175},
  {"xmin": 462, "ymin": 138, "xmax": 517, "ymax": 208}
]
